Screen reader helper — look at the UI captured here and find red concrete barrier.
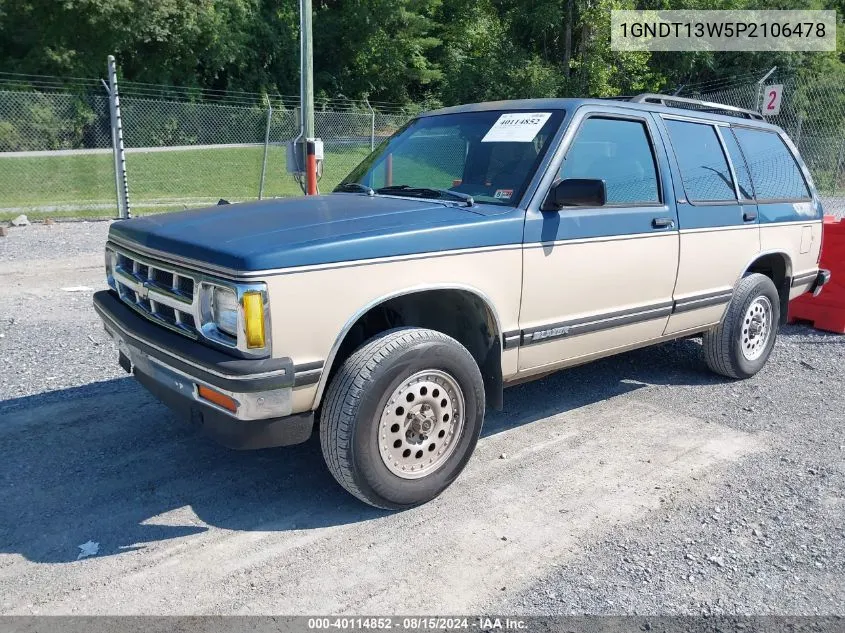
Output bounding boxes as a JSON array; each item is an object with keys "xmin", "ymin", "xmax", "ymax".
[{"xmin": 788, "ymin": 215, "xmax": 845, "ymax": 333}]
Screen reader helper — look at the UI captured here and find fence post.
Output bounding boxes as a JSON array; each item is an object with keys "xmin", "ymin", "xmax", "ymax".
[
  {"xmin": 259, "ymin": 96, "xmax": 273, "ymax": 200},
  {"xmin": 106, "ymin": 55, "xmax": 130, "ymax": 219},
  {"xmin": 365, "ymin": 97, "xmax": 375, "ymax": 151}
]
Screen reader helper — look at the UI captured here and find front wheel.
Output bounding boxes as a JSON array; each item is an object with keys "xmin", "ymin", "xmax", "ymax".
[
  {"xmin": 703, "ymin": 273, "xmax": 781, "ymax": 379},
  {"xmin": 320, "ymin": 327, "xmax": 485, "ymax": 509}
]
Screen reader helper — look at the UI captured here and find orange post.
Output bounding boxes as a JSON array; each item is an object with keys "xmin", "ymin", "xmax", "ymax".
[{"xmin": 305, "ymin": 139, "xmax": 318, "ymax": 195}]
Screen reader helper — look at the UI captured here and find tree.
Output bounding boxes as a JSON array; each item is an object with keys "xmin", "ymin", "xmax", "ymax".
[
  {"xmin": 313, "ymin": 0, "xmax": 443, "ymax": 103},
  {"xmin": 0, "ymin": 0, "xmax": 841, "ymax": 107}
]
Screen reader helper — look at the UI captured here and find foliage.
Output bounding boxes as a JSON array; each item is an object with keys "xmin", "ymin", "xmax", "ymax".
[
  {"xmin": 0, "ymin": 90, "xmax": 103, "ymax": 151},
  {"xmin": 0, "ymin": 0, "xmax": 842, "ymax": 105}
]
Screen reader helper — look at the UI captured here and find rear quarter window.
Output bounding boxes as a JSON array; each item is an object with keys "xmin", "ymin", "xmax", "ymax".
[{"xmin": 731, "ymin": 127, "xmax": 811, "ymax": 201}]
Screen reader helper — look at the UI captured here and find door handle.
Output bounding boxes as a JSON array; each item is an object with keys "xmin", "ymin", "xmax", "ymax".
[
  {"xmin": 743, "ymin": 210, "xmax": 758, "ymax": 222},
  {"xmin": 651, "ymin": 217, "xmax": 675, "ymax": 230}
]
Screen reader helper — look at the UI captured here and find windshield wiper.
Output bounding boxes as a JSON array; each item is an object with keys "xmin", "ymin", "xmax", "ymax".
[
  {"xmin": 375, "ymin": 185, "xmax": 474, "ymax": 207},
  {"xmin": 335, "ymin": 182, "xmax": 374, "ymax": 196}
]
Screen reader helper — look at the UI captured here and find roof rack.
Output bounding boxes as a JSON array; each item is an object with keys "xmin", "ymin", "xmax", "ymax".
[{"xmin": 628, "ymin": 93, "xmax": 764, "ymax": 121}]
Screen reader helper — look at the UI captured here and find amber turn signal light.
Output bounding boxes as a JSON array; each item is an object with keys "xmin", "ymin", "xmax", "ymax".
[
  {"xmin": 242, "ymin": 291, "xmax": 266, "ymax": 349},
  {"xmin": 197, "ymin": 385, "xmax": 238, "ymax": 413}
]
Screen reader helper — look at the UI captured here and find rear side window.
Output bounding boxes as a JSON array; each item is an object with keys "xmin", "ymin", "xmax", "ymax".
[
  {"xmin": 721, "ymin": 130, "xmax": 754, "ymax": 200},
  {"xmin": 732, "ymin": 127, "xmax": 811, "ymax": 201},
  {"xmin": 559, "ymin": 117, "xmax": 660, "ymax": 205},
  {"xmin": 664, "ymin": 120, "xmax": 735, "ymax": 202}
]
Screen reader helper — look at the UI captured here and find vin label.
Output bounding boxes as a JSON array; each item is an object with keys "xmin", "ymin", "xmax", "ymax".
[{"xmin": 611, "ymin": 10, "xmax": 836, "ymax": 51}]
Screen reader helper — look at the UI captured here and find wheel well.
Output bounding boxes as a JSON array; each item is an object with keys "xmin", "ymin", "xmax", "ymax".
[
  {"xmin": 746, "ymin": 252, "xmax": 792, "ymax": 324},
  {"xmin": 320, "ymin": 289, "xmax": 503, "ymax": 411}
]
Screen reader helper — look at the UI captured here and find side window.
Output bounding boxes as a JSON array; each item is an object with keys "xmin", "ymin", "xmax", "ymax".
[
  {"xmin": 732, "ymin": 127, "xmax": 811, "ymax": 200},
  {"xmin": 722, "ymin": 130, "xmax": 755, "ymax": 200},
  {"xmin": 559, "ymin": 117, "xmax": 660, "ymax": 205},
  {"xmin": 664, "ymin": 119, "xmax": 735, "ymax": 202}
]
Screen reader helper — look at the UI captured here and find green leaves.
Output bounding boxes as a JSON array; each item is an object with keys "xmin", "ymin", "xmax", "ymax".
[{"xmin": 1, "ymin": 0, "xmax": 841, "ymax": 107}]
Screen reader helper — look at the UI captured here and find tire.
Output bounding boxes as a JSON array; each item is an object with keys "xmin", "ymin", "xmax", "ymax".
[
  {"xmin": 320, "ymin": 327, "xmax": 485, "ymax": 509},
  {"xmin": 703, "ymin": 273, "xmax": 781, "ymax": 379}
]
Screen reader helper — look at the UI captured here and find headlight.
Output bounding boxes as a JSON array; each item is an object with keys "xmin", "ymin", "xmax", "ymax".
[
  {"xmin": 211, "ymin": 286, "xmax": 238, "ymax": 337},
  {"xmin": 200, "ymin": 281, "xmax": 270, "ymax": 356}
]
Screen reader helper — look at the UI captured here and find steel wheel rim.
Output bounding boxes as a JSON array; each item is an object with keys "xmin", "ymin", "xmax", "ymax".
[
  {"xmin": 378, "ymin": 369, "xmax": 466, "ymax": 480},
  {"xmin": 741, "ymin": 295, "xmax": 773, "ymax": 361}
]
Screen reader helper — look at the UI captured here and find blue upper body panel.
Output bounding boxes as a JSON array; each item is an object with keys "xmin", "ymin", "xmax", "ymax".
[{"xmin": 109, "ymin": 194, "xmax": 526, "ymax": 272}]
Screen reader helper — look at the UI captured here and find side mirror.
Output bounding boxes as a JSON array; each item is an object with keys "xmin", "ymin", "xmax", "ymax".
[{"xmin": 542, "ymin": 178, "xmax": 606, "ymax": 210}]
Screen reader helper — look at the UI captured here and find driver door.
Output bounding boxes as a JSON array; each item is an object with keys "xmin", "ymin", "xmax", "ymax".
[{"xmin": 518, "ymin": 108, "xmax": 680, "ymax": 373}]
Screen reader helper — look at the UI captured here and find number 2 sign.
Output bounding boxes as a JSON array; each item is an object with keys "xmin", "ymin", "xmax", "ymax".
[{"xmin": 762, "ymin": 84, "xmax": 784, "ymax": 116}]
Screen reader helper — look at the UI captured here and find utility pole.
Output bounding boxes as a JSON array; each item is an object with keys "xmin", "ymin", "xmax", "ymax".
[
  {"xmin": 562, "ymin": 0, "xmax": 572, "ymax": 78},
  {"xmin": 300, "ymin": 0, "xmax": 318, "ymax": 195}
]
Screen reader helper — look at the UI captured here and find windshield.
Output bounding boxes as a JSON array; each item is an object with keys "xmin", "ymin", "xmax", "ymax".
[{"xmin": 337, "ymin": 110, "xmax": 565, "ymax": 206}]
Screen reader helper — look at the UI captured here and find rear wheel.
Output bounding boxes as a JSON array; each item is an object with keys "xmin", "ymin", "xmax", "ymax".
[
  {"xmin": 320, "ymin": 327, "xmax": 485, "ymax": 509},
  {"xmin": 703, "ymin": 273, "xmax": 780, "ymax": 379}
]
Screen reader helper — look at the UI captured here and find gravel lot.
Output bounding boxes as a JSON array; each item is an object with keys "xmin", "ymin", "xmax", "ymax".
[{"xmin": 0, "ymin": 221, "xmax": 843, "ymax": 616}]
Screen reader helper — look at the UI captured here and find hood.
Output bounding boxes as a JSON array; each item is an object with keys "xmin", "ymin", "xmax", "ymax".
[{"xmin": 109, "ymin": 194, "xmax": 525, "ymax": 272}]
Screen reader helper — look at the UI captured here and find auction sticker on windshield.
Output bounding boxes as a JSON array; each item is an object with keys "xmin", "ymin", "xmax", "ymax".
[{"xmin": 482, "ymin": 112, "xmax": 552, "ymax": 142}]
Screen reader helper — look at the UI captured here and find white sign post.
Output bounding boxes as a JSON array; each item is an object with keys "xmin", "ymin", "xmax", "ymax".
[{"xmin": 761, "ymin": 84, "xmax": 784, "ymax": 116}]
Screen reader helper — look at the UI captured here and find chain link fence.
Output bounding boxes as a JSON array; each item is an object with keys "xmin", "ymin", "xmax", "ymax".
[
  {"xmin": 120, "ymin": 97, "xmax": 296, "ymax": 212},
  {"xmin": 0, "ymin": 89, "xmax": 116, "ymax": 216},
  {"xmin": 678, "ymin": 72, "xmax": 845, "ymax": 216},
  {"xmin": 0, "ymin": 76, "xmax": 414, "ymax": 220},
  {"xmin": 2, "ymin": 70, "xmax": 844, "ymax": 220}
]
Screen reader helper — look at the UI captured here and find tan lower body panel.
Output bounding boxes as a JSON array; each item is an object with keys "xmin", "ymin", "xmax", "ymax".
[
  {"xmin": 518, "ymin": 233, "xmax": 679, "ymax": 371},
  {"xmin": 266, "ymin": 247, "xmax": 525, "ymax": 412},
  {"xmin": 761, "ymin": 221, "xmax": 823, "ymax": 300},
  {"xmin": 761, "ymin": 221, "xmax": 822, "ymax": 273},
  {"xmin": 664, "ymin": 221, "xmax": 822, "ymax": 331},
  {"xmin": 275, "ymin": 222, "xmax": 821, "ymax": 415},
  {"xmin": 664, "ymin": 224, "xmax": 760, "ymax": 336}
]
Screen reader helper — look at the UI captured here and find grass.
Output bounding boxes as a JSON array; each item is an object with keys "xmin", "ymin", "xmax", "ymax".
[
  {"xmin": 0, "ymin": 143, "xmax": 462, "ymax": 222},
  {"xmin": 0, "ymin": 144, "xmax": 371, "ymax": 221},
  {"xmin": 3, "ymin": 139, "xmax": 839, "ymax": 223}
]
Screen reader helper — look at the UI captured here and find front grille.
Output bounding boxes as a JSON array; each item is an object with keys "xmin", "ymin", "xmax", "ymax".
[{"xmin": 111, "ymin": 245, "xmax": 200, "ymax": 338}]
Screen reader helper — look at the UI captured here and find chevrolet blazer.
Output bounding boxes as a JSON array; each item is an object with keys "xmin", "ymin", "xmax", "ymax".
[{"xmin": 93, "ymin": 94, "xmax": 830, "ymax": 508}]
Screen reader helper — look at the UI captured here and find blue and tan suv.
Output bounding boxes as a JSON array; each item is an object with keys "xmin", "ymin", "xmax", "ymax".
[{"xmin": 94, "ymin": 93, "xmax": 830, "ymax": 508}]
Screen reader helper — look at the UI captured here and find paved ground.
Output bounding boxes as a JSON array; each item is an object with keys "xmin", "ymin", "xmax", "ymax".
[{"xmin": 0, "ymin": 222, "xmax": 843, "ymax": 615}]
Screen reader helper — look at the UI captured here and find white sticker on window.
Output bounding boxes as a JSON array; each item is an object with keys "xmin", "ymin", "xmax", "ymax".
[{"xmin": 482, "ymin": 112, "xmax": 552, "ymax": 143}]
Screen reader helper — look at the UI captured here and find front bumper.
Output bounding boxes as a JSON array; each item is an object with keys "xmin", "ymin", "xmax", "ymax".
[{"xmin": 93, "ymin": 290, "xmax": 313, "ymax": 449}]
